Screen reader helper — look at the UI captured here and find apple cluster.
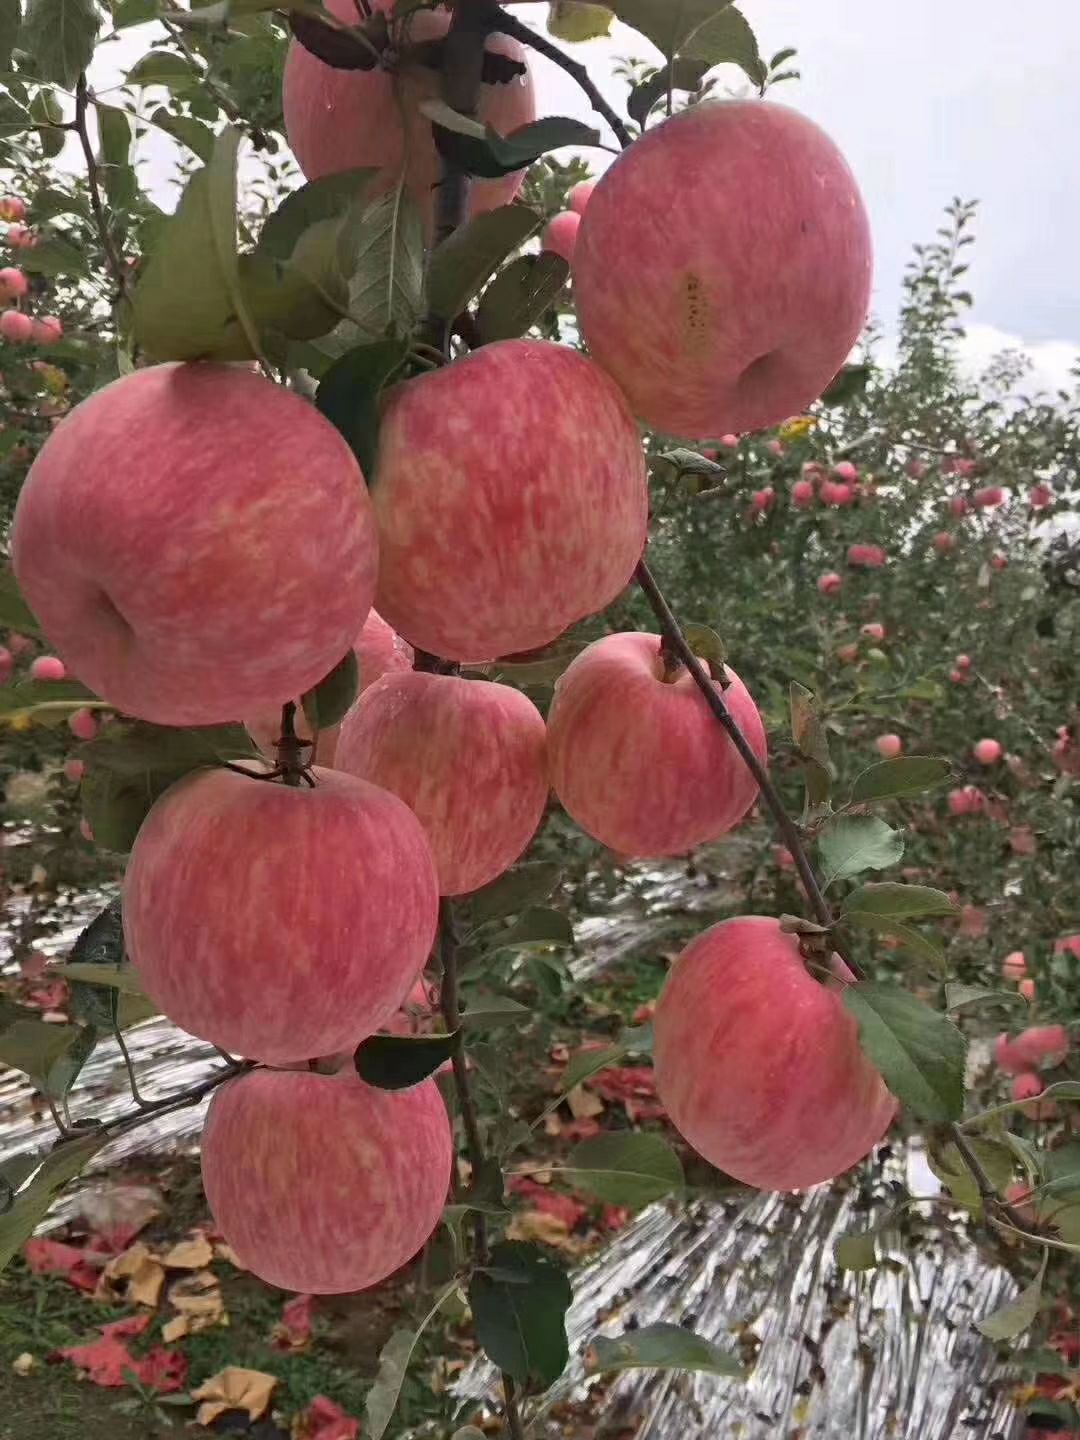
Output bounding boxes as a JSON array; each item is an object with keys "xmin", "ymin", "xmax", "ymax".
[
  {"xmin": 0, "ymin": 197, "xmax": 63, "ymax": 347},
  {"xmin": 9, "ymin": 2, "xmax": 893, "ymax": 1291}
]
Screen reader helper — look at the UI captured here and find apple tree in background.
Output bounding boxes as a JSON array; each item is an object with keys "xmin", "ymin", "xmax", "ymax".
[{"xmin": 0, "ymin": 1, "xmax": 1077, "ymax": 1434}]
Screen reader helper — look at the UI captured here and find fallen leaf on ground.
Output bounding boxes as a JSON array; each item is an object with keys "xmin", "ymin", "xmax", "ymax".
[
  {"xmin": 506, "ymin": 1210, "xmax": 579, "ymax": 1250},
  {"xmin": 23, "ymin": 1237, "xmax": 100, "ymax": 1295},
  {"xmin": 192, "ymin": 1366, "xmax": 278, "ymax": 1426},
  {"xmin": 567, "ymin": 1085, "xmax": 605, "ymax": 1120},
  {"xmin": 58, "ymin": 1313, "xmax": 187, "ymax": 1393},
  {"xmin": 509, "ymin": 1177, "xmax": 587, "ymax": 1229},
  {"xmin": 168, "ymin": 1271, "xmax": 227, "ymax": 1332},
  {"xmin": 213, "ymin": 1239, "xmax": 246, "ymax": 1268},
  {"xmin": 12, "ymin": 1353, "xmax": 35, "ymax": 1376},
  {"xmin": 587, "ymin": 1066, "xmax": 666, "ymax": 1122},
  {"xmin": 99, "ymin": 1242, "xmax": 166, "ymax": 1307},
  {"xmin": 292, "ymin": 1394, "xmax": 360, "ymax": 1440},
  {"xmin": 601, "ymin": 1205, "xmax": 632, "ymax": 1233},
  {"xmin": 160, "ymin": 1233, "xmax": 214, "ymax": 1270},
  {"xmin": 273, "ymin": 1293, "xmax": 314, "ymax": 1351}
]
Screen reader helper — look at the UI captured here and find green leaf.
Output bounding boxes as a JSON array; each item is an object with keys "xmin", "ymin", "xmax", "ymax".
[
  {"xmin": 45, "ymin": 1023, "xmax": 98, "ymax": 1101},
  {"xmin": 96, "ymin": 102, "xmax": 136, "ymax": 209},
  {"xmin": 945, "ymin": 983, "xmax": 1025, "ymax": 1013},
  {"xmin": 496, "ymin": 907, "xmax": 574, "ymax": 951},
  {"xmin": 820, "ymin": 362, "xmax": 871, "ymax": 406},
  {"xmin": 426, "ymin": 106, "xmax": 603, "ymax": 180},
  {"xmin": 301, "ymin": 650, "xmax": 359, "ymax": 732},
  {"xmin": 842, "ymin": 982, "xmax": 966, "ymax": 1122},
  {"xmin": 364, "ymin": 1282, "xmax": 459, "ymax": 1440},
  {"xmin": 80, "ymin": 720, "xmax": 258, "ymax": 853},
  {"xmin": 354, "ymin": 1032, "xmax": 458, "ymax": 1091},
  {"xmin": 29, "ymin": 87, "xmax": 64, "ymax": 157},
  {"xmin": 560, "ymin": 1042, "xmax": 624, "ymax": 1094},
  {"xmin": 0, "ymin": 0, "xmax": 20, "ymax": 71},
  {"xmin": 21, "ymin": 236, "xmax": 90, "ymax": 278},
  {"xmin": 585, "ymin": 1321, "xmax": 743, "ymax": 1378},
  {"xmin": 682, "ymin": 622, "xmax": 727, "ymax": 676},
  {"xmin": 315, "ymin": 336, "xmax": 408, "ymax": 479},
  {"xmin": 346, "ymin": 188, "xmax": 424, "ymax": 340},
  {"xmin": 133, "ymin": 126, "xmax": 255, "ymax": 361},
  {"xmin": 0, "ymin": 1130, "xmax": 111, "ymax": 1273},
  {"xmin": 835, "ymin": 1228, "xmax": 880, "ymax": 1271},
  {"xmin": 843, "ymin": 882, "xmax": 957, "ymax": 921},
  {"xmin": 849, "ymin": 756, "xmax": 952, "ymax": 803},
  {"xmin": 790, "ymin": 681, "xmax": 831, "ymax": 805},
  {"xmin": 469, "ymin": 1240, "xmax": 572, "ymax": 1386},
  {"xmin": 0, "ymin": 568, "xmax": 43, "ymax": 638},
  {"xmin": 0, "ymin": 999, "xmax": 90, "ymax": 1093},
  {"xmin": 111, "ymin": 0, "xmax": 160, "ymax": 25},
  {"xmin": 628, "ymin": 58, "xmax": 709, "ymax": 127},
  {"xmin": 55, "ymin": 898, "xmax": 155, "ymax": 1031},
  {"xmin": 125, "ymin": 49, "xmax": 203, "ymax": 87},
  {"xmin": 258, "ymin": 168, "xmax": 377, "ymax": 263},
  {"xmin": 460, "ymin": 995, "xmax": 530, "ymax": 1030},
  {"xmin": 844, "ymin": 912, "xmax": 943, "ymax": 967},
  {"xmin": 22, "ymin": 0, "xmax": 100, "ymax": 87},
  {"xmin": 649, "ymin": 446, "xmax": 726, "ymax": 490},
  {"xmin": 975, "ymin": 1253, "xmax": 1047, "ymax": 1340},
  {"xmin": 612, "ymin": 1, "xmax": 764, "ymax": 84},
  {"xmin": 475, "ymin": 251, "xmax": 569, "ymax": 343},
  {"xmin": 818, "ymin": 814, "xmax": 903, "ymax": 887},
  {"xmin": 427, "ymin": 204, "xmax": 540, "ymax": 320},
  {"xmin": 468, "ymin": 862, "xmax": 563, "ymax": 925},
  {"xmin": 0, "ymin": 679, "xmax": 101, "ymax": 728},
  {"xmin": 927, "ymin": 1134, "xmax": 1014, "ymax": 1214},
  {"xmin": 146, "ymin": 106, "xmax": 215, "ymax": 160},
  {"xmin": 548, "ymin": 2, "xmax": 614, "ymax": 42},
  {"xmin": 564, "ymin": 1132, "xmax": 684, "ymax": 1208}
]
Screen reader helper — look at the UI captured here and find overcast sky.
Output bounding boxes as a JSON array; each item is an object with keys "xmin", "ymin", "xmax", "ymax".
[
  {"xmin": 511, "ymin": 0, "xmax": 1080, "ymax": 392},
  {"xmin": 95, "ymin": 0, "xmax": 1080, "ymax": 391}
]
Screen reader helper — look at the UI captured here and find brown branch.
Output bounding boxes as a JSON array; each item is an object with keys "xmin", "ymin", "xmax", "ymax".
[
  {"xmin": 73, "ymin": 74, "xmax": 129, "ymax": 301},
  {"xmin": 948, "ymin": 1123, "xmax": 1040, "ymax": 1234},
  {"xmin": 481, "ymin": 0, "xmax": 633, "ymax": 149},
  {"xmin": 635, "ymin": 558, "xmax": 863, "ymax": 977},
  {"xmin": 161, "ymin": 18, "xmax": 269, "ymax": 148}
]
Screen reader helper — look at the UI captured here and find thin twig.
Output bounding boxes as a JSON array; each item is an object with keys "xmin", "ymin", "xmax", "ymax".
[
  {"xmin": 634, "ymin": 559, "xmax": 854, "ymax": 949},
  {"xmin": 483, "ymin": 1, "xmax": 633, "ymax": 148},
  {"xmin": 113, "ymin": 1024, "xmax": 149, "ymax": 1108},
  {"xmin": 948, "ymin": 1122, "xmax": 1041, "ymax": 1234},
  {"xmin": 162, "ymin": 18, "xmax": 269, "ymax": 147},
  {"xmin": 73, "ymin": 74, "xmax": 129, "ymax": 300}
]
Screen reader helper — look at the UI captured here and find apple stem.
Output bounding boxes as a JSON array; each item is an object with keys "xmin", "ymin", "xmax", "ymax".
[{"xmin": 274, "ymin": 701, "xmax": 314, "ymax": 787}]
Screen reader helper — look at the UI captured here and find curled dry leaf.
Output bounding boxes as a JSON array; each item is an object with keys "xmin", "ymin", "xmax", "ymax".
[
  {"xmin": 159, "ymin": 1232, "xmax": 214, "ymax": 1270},
  {"xmin": 191, "ymin": 1365, "xmax": 278, "ymax": 1427}
]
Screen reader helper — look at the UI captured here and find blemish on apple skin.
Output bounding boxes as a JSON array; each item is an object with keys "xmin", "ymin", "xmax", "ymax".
[{"xmin": 682, "ymin": 273, "xmax": 709, "ymax": 352}]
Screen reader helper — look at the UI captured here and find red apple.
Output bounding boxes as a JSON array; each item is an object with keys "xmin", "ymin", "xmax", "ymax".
[
  {"xmin": 1013, "ymin": 1025, "xmax": 1070, "ymax": 1068},
  {"xmin": 1019, "ymin": 977, "xmax": 1036, "ymax": 1002},
  {"xmin": 847, "ymin": 543, "xmax": 886, "ymax": 567},
  {"xmin": 546, "ymin": 632, "xmax": 765, "ymax": 857},
  {"xmin": 955, "ymin": 653, "xmax": 972, "ymax": 670},
  {"xmin": 29, "ymin": 654, "xmax": 65, "ymax": 681},
  {"xmin": 11, "ymin": 363, "xmax": 377, "ymax": 726},
  {"xmin": 574, "ymin": 102, "xmax": 871, "ymax": 440},
  {"xmin": 372, "ymin": 340, "xmax": 648, "ymax": 660},
  {"xmin": 63, "ymin": 757, "xmax": 85, "ymax": 783},
  {"xmin": 973, "ymin": 738, "xmax": 1002, "ymax": 765},
  {"xmin": 947, "ymin": 784, "xmax": 987, "ymax": 816},
  {"xmin": 0, "ymin": 266, "xmax": 27, "ymax": 299},
  {"xmin": 905, "ymin": 459, "xmax": 928, "ymax": 479},
  {"xmin": 6, "ymin": 224, "xmax": 34, "ymax": 247},
  {"xmin": 540, "ymin": 211, "xmax": 581, "ymax": 263},
  {"xmin": 974, "ymin": 485, "xmax": 1005, "ymax": 508},
  {"xmin": 202, "ymin": 1067, "xmax": 451, "ymax": 1293},
  {"xmin": 833, "ymin": 460, "xmax": 858, "ymax": 481},
  {"xmin": 336, "ymin": 671, "xmax": 548, "ymax": 895},
  {"xmin": 766, "ymin": 439, "xmax": 784, "ymax": 457},
  {"xmin": 933, "ymin": 531, "xmax": 957, "ymax": 554},
  {"xmin": 568, "ymin": 180, "xmax": 596, "ymax": 214},
  {"xmin": 1029, "ymin": 483, "xmax": 1053, "ymax": 509},
  {"xmin": 653, "ymin": 917, "xmax": 895, "ymax": 1190},
  {"xmin": 818, "ymin": 572, "xmax": 843, "ymax": 596},
  {"xmin": 836, "ymin": 642, "xmax": 859, "ymax": 664},
  {"xmin": 31, "ymin": 315, "xmax": 62, "ymax": 343},
  {"xmin": 947, "ymin": 495, "xmax": 969, "ymax": 517},
  {"xmin": 1012, "ymin": 1071, "xmax": 1057, "ymax": 1120},
  {"xmin": 861, "ymin": 623, "xmax": 885, "ymax": 641},
  {"xmin": 1001, "ymin": 950, "xmax": 1027, "ymax": 981},
  {"xmin": 820, "ymin": 480, "xmax": 854, "ymax": 506},
  {"xmin": 0, "ymin": 310, "xmax": 32, "ymax": 343},
  {"xmin": 875, "ymin": 733, "xmax": 902, "ymax": 759},
  {"xmin": 1054, "ymin": 934, "xmax": 1080, "ymax": 960},
  {"xmin": 751, "ymin": 486, "xmax": 775, "ymax": 514},
  {"xmin": 283, "ymin": 0, "xmax": 535, "ymax": 228},
  {"xmin": 0, "ymin": 646, "xmax": 11, "ymax": 684},
  {"xmin": 124, "ymin": 765, "xmax": 439, "ymax": 1064},
  {"xmin": 791, "ymin": 479, "xmax": 815, "ymax": 507},
  {"xmin": 718, "ymin": 433, "xmax": 739, "ymax": 448},
  {"xmin": 67, "ymin": 707, "xmax": 99, "ymax": 741},
  {"xmin": 245, "ymin": 608, "xmax": 414, "ymax": 765},
  {"xmin": 0, "ymin": 196, "xmax": 26, "ymax": 221}
]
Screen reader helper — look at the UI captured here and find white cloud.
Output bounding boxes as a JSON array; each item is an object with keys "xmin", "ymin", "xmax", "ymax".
[{"xmin": 956, "ymin": 324, "xmax": 1079, "ymax": 397}]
